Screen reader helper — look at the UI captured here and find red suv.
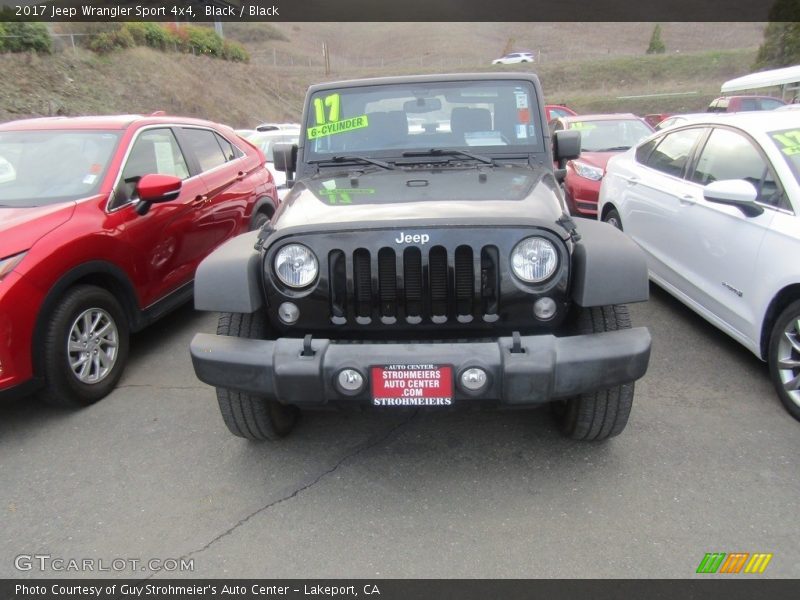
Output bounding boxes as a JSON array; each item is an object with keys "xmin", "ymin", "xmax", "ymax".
[{"xmin": 0, "ymin": 115, "xmax": 277, "ymax": 406}]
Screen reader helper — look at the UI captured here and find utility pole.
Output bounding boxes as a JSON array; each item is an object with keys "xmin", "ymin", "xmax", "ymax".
[{"xmin": 323, "ymin": 42, "xmax": 330, "ymax": 75}]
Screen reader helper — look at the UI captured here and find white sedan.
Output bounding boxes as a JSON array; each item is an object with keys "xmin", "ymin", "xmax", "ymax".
[
  {"xmin": 598, "ymin": 112, "xmax": 800, "ymax": 420},
  {"xmin": 492, "ymin": 52, "xmax": 535, "ymax": 65}
]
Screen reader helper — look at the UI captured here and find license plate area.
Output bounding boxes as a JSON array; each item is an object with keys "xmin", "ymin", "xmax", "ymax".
[{"xmin": 371, "ymin": 364, "xmax": 453, "ymax": 406}]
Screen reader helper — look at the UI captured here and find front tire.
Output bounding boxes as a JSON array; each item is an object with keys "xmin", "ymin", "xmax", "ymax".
[
  {"xmin": 768, "ymin": 299, "xmax": 800, "ymax": 421},
  {"xmin": 250, "ymin": 210, "xmax": 270, "ymax": 231},
  {"xmin": 40, "ymin": 285, "xmax": 129, "ymax": 407},
  {"xmin": 215, "ymin": 312, "xmax": 298, "ymax": 440},
  {"xmin": 603, "ymin": 208, "xmax": 623, "ymax": 230},
  {"xmin": 553, "ymin": 305, "xmax": 635, "ymax": 440}
]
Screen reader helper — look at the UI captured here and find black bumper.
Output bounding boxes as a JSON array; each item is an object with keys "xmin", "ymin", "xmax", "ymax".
[{"xmin": 190, "ymin": 328, "xmax": 651, "ymax": 406}]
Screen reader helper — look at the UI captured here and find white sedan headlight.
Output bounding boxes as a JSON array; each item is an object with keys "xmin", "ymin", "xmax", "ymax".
[
  {"xmin": 274, "ymin": 244, "xmax": 318, "ymax": 288},
  {"xmin": 511, "ymin": 237, "xmax": 558, "ymax": 283},
  {"xmin": 572, "ymin": 160, "xmax": 604, "ymax": 181}
]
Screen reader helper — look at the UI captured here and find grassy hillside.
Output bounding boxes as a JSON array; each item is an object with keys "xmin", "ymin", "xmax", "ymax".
[
  {"xmin": 0, "ymin": 46, "xmax": 307, "ymax": 125},
  {"xmin": 0, "ymin": 23, "xmax": 766, "ymax": 126}
]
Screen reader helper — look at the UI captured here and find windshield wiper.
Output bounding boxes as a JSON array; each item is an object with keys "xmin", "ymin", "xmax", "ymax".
[
  {"xmin": 308, "ymin": 155, "xmax": 395, "ymax": 170},
  {"xmin": 401, "ymin": 148, "xmax": 494, "ymax": 165}
]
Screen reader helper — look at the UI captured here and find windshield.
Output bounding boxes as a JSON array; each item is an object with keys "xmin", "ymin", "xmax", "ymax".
[
  {"xmin": 770, "ymin": 128, "xmax": 800, "ymax": 183},
  {"xmin": 303, "ymin": 79, "xmax": 544, "ymax": 161},
  {"xmin": 569, "ymin": 119, "xmax": 653, "ymax": 152},
  {"xmin": 0, "ymin": 130, "xmax": 121, "ymax": 207}
]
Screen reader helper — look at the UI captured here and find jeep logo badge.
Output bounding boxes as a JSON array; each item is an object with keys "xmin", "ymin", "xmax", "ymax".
[{"xmin": 395, "ymin": 232, "xmax": 430, "ymax": 245}]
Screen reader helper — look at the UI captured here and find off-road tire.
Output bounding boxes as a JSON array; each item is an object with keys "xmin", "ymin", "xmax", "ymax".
[
  {"xmin": 768, "ymin": 299, "xmax": 800, "ymax": 421},
  {"xmin": 553, "ymin": 305, "xmax": 635, "ymax": 440},
  {"xmin": 40, "ymin": 285, "xmax": 129, "ymax": 407},
  {"xmin": 215, "ymin": 311, "xmax": 299, "ymax": 440}
]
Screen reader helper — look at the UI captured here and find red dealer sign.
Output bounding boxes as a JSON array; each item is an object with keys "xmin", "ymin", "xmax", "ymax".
[{"xmin": 371, "ymin": 364, "xmax": 454, "ymax": 406}]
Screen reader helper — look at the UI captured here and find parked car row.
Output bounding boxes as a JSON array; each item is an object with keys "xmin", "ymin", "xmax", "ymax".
[
  {"xmin": 2, "ymin": 79, "xmax": 797, "ymax": 426},
  {"xmin": 645, "ymin": 95, "xmax": 788, "ymax": 132},
  {"xmin": 549, "ymin": 113, "xmax": 654, "ymax": 217},
  {"xmin": 550, "ymin": 95, "xmax": 791, "ymax": 218}
]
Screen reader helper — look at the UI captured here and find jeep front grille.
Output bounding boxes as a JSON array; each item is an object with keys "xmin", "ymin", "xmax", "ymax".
[{"xmin": 328, "ymin": 244, "xmax": 500, "ymax": 324}]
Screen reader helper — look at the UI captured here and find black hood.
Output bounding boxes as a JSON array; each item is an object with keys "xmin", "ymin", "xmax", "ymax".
[{"xmin": 269, "ymin": 164, "xmax": 567, "ymax": 236}]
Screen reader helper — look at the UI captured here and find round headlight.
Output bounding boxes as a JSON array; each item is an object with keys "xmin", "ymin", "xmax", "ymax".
[
  {"xmin": 511, "ymin": 237, "xmax": 558, "ymax": 283},
  {"xmin": 274, "ymin": 244, "xmax": 318, "ymax": 288}
]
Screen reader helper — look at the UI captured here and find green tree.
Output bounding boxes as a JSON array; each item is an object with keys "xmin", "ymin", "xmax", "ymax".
[
  {"xmin": 755, "ymin": 22, "xmax": 800, "ymax": 68},
  {"xmin": 646, "ymin": 24, "xmax": 666, "ymax": 55},
  {"xmin": 2, "ymin": 22, "xmax": 52, "ymax": 53},
  {"xmin": 754, "ymin": 0, "xmax": 800, "ymax": 69}
]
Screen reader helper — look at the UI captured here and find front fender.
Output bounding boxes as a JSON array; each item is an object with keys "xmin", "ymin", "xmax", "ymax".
[
  {"xmin": 194, "ymin": 230, "xmax": 264, "ymax": 313},
  {"xmin": 571, "ymin": 219, "xmax": 649, "ymax": 307}
]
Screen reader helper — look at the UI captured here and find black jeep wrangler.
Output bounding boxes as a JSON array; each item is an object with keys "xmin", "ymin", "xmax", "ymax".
[{"xmin": 190, "ymin": 73, "xmax": 651, "ymax": 441}]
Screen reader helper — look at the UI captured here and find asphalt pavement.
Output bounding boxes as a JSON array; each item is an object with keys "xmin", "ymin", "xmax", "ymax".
[{"xmin": 1, "ymin": 284, "xmax": 798, "ymax": 578}]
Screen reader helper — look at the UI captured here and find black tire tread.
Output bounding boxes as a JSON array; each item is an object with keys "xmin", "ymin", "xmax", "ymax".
[
  {"xmin": 250, "ymin": 209, "xmax": 270, "ymax": 232},
  {"xmin": 767, "ymin": 299, "xmax": 800, "ymax": 421},
  {"xmin": 557, "ymin": 305, "xmax": 634, "ymax": 441},
  {"xmin": 603, "ymin": 208, "xmax": 623, "ymax": 231},
  {"xmin": 215, "ymin": 312, "xmax": 297, "ymax": 440},
  {"xmin": 39, "ymin": 285, "xmax": 129, "ymax": 408}
]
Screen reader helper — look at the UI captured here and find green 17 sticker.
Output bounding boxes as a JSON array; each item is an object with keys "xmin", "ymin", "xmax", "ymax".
[
  {"xmin": 313, "ymin": 93, "xmax": 341, "ymax": 124},
  {"xmin": 307, "ymin": 93, "xmax": 369, "ymax": 140}
]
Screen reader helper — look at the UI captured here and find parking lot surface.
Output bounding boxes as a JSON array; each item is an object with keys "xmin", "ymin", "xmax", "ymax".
[{"xmin": 1, "ymin": 285, "xmax": 798, "ymax": 578}]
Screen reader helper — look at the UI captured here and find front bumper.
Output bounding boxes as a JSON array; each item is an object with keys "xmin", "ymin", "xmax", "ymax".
[
  {"xmin": 0, "ymin": 271, "xmax": 42, "ymax": 398},
  {"xmin": 190, "ymin": 328, "xmax": 651, "ymax": 406},
  {"xmin": 565, "ymin": 177, "xmax": 600, "ymax": 217}
]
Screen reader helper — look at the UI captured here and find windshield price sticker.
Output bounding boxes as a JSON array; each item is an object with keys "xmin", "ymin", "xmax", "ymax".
[
  {"xmin": 371, "ymin": 364, "xmax": 453, "ymax": 406},
  {"xmin": 307, "ymin": 115, "xmax": 369, "ymax": 140},
  {"xmin": 571, "ymin": 122, "xmax": 597, "ymax": 131},
  {"xmin": 313, "ymin": 93, "xmax": 341, "ymax": 124},
  {"xmin": 308, "ymin": 92, "xmax": 369, "ymax": 139},
  {"xmin": 772, "ymin": 130, "xmax": 800, "ymax": 156}
]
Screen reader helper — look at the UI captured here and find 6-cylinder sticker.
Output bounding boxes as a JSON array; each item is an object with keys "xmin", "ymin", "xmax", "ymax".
[
  {"xmin": 307, "ymin": 115, "xmax": 369, "ymax": 140},
  {"xmin": 307, "ymin": 92, "xmax": 369, "ymax": 139}
]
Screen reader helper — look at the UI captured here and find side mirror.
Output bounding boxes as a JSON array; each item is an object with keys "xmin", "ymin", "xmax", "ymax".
[
  {"xmin": 272, "ymin": 143, "xmax": 297, "ymax": 172},
  {"xmin": 272, "ymin": 143, "xmax": 298, "ymax": 185},
  {"xmin": 703, "ymin": 179, "xmax": 764, "ymax": 217},
  {"xmin": 553, "ymin": 130, "xmax": 581, "ymax": 168},
  {"xmin": 134, "ymin": 174, "xmax": 182, "ymax": 216}
]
